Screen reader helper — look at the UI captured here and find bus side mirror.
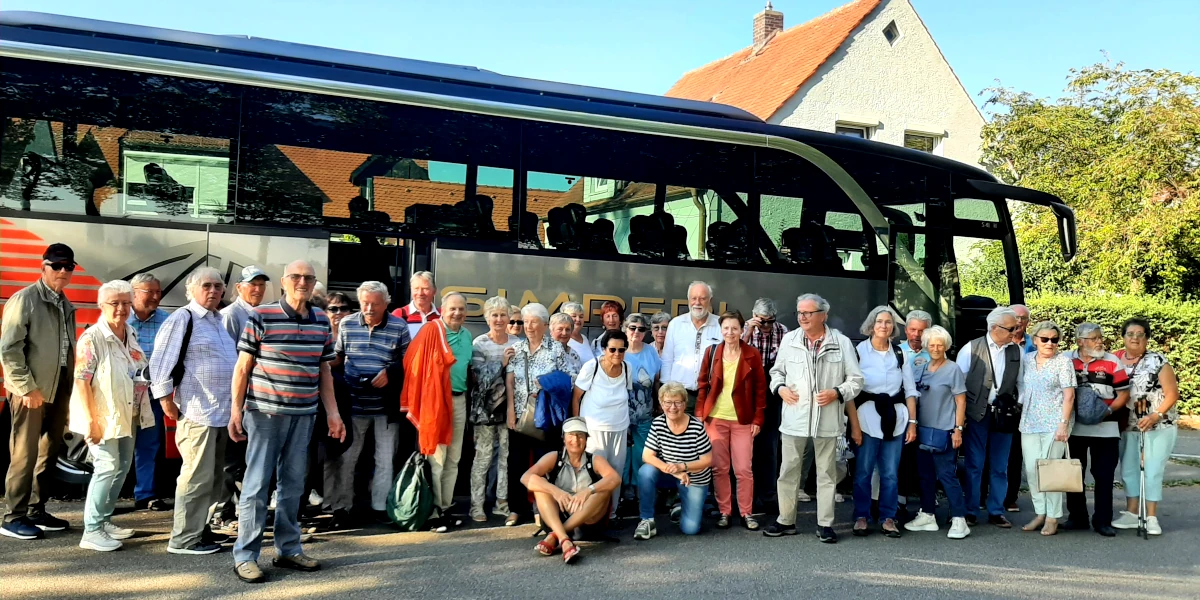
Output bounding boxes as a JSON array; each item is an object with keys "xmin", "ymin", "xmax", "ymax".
[{"xmin": 1050, "ymin": 202, "xmax": 1077, "ymax": 262}]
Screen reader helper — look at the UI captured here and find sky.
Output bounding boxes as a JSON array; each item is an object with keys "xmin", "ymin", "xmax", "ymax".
[{"xmin": 5, "ymin": 0, "xmax": 1197, "ymax": 114}]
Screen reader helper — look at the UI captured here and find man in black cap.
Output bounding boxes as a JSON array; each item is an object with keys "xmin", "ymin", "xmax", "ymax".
[{"xmin": 0, "ymin": 243, "xmax": 77, "ymax": 540}]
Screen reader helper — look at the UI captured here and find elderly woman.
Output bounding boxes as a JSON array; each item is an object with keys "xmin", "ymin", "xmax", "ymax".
[
  {"xmin": 650, "ymin": 311, "xmax": 671, "ymax": 355},
  {"xmin": 622, "ymin": 313, "xmax": 661, "ymax": 504},
  {"xmin": 470, "ymin": 296, "xmax": 519, "ymax": 525},
  {"xmin": 507, "ymin": 305, "xmax": 525, "ymax": 340},
  {"xmin": 905, "ymin": 326, "xmax": 970, "ymax": 539},
  {"xmin": 561, "ymin": 302, "xmax": 596, "ymax": 366},
  {"xmin": 572, "ymin": 330, "xmax": 633, "ymax": 518},
  {"xmin": 850, "ymin": 305, "xmax": 918, "ymax": 538},
  {"xmin": 1112, "ymin": 318, "xmax": 1179, "ymax": 535},
  {"xmin": 549, "ymin": 312, "xmax": 583, "ymax": 379},
  {"xmin": 326, "ymin": 292, "xmax": 353, "ymax": 339},
  {"xmin": 70, "ymin": 280, "xmax": 152, "ymax": 551},
  {"xmin": 1018, "ymin": 321, "xmax": 1076, "ymax": 536},
  {"xmin": 634, "ymin": 382, "xmax": 714, "ymax": 540},
  {"xmin": 697, "ymin": 310, "xmax": 765, "ymax": 530},
  {"xmin": 506, "ymin": 303, "xmax": 571, "ymax": 523},
  {"xmin": 590, "ymin": 300, "xmax": 625, "ymax": 357}
]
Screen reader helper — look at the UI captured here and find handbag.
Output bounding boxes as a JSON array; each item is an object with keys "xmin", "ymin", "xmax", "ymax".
[
  {"xmin": 1036, "ymin": 443, "xmax": 1083, "ymax": 493},
  {"xmin": 1073, "ymin": 385, "xmax": 1110, "ymax": 425},
  {"xmin": 513, "ymin": 349, "xmax": 545, "ymax": 441},
  {"xmin": 917, "ymin": 426, "xmax": 952, "ymax": 453}
]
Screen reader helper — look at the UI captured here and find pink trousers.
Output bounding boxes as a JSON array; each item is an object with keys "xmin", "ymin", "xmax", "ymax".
[{"xmin": 706, "ymin": 418, "xmax": 755, "ymax": 517}]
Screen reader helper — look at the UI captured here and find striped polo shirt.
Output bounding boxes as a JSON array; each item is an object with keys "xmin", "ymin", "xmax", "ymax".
[
  {"xmin": 336, "ymin": 312, "xmax": 411, "ymax": 415},
  {"xmin": 238, "ymin": 300, "xmax": 335, "ymax": 416}
]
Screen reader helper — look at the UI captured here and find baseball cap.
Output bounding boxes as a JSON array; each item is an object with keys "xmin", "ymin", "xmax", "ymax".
[
  {"xmin": 239, "ymin": 265, "xmax": 269, "ymax": 283},
  {"xmin": 562, "ymin": 417, "xmax": 589, "ymax": 436},
  {"xmin": 43, "ymin": 243, "xmax": 75, "ymax": 265}
]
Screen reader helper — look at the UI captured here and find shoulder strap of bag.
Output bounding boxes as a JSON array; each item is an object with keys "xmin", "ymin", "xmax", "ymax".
[
  {"xmin": 170, "ymin": 309, "xmax": 195, "ymax": 390},
  {"xmin": 892, "ymin": 344, "xmax": 904, "ymax": 370}
]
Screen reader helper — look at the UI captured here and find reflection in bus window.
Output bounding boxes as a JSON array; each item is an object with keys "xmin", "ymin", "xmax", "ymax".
[{"xmin": 0, "ymin": 60, "xmax": 238, "ymax": 223}]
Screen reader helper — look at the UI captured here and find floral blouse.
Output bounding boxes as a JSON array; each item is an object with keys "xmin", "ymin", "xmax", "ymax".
[
  {"xmin": 1115, "ymin": 350, "xmax": 1176, "ymax": 430},
  {"xmin": 69, "ymin": 320, "xmax": 153, "ymax": 441},
  {"xmin": 469, "ymin": 334, "xmax": 517, "ymax": 426},
  {"xmin": 507, "ymin": 337, "xmax": 569, "ymax": 421},
  {"xmin": 1018, "ymin": 352, "xmax": 1075, "ymax": 435}
]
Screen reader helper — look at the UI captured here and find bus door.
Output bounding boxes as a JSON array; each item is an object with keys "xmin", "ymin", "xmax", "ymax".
[{"xmin": 327, "ymin": 226, "xmax": 407, "ymax": 307}]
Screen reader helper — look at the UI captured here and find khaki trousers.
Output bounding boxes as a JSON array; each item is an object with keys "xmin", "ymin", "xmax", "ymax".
[
  {"xmin": 169, "ymin": 417, "xmax": 228, "ymax": 549},
  {"xmin": 430, "ymin": 394, "xmax": 467, "ymax": 511},
  {"xmin": 777, "ymin": 434, "xmax": 838, "ymax": 527}
]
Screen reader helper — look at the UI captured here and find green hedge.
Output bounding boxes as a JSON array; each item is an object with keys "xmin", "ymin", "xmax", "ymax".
[{"xmin": 1026, "ymin": 294, "xmax": 1200, "ymax": 414}]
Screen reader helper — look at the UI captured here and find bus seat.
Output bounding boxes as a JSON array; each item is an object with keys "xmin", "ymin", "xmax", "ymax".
[
  {"xmin": 781, "ymin": 221, "xmax": 840, "ymax": 270},
  {"xmin": 671, "ymin": 224, "xmax": 690, "ymax": 260},
  {"xmin": 508, "ymin": 210, "xmax": 543, "ymax": 249},
  {"xmin": 628, "ymin": 214, "xmax": 653, "ymax": 257},
  {"xmin": 590, "ymin": 218, "xmax": 619, "ymax": 255},
  {"xmin": 705, "ymin": 222, "xmax": 730, "ymax": 261}
]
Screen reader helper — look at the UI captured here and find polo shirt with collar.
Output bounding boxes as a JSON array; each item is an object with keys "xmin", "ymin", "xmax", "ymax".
[
  {"xmin": 392, "ymin": 302, "xmax": 441, "ymax": 340},
  {"xmin": 660, "ymin": 312, "xmax": 721, "ymax": 391},
  {"xmin": 238, "ymin": 299, "xmax": 335, "ymax": 416}
]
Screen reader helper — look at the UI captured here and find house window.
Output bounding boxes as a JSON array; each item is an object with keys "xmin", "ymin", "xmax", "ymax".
[
  {"xmin": 835, "ymin": 125, "xmax": 870, "ymax": 139},
  {"xmin": 904, "ymin": 132, "xmax": 941, "ymax": 154},
  {"xmin": 883, "ymin": 21, "xmax": 900, "ymax": 45}
]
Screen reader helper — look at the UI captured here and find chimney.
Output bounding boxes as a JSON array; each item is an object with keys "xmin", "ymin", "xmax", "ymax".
[{"xmin": 753, "ymin": 2, "xmax": 784, "ymax": 48}]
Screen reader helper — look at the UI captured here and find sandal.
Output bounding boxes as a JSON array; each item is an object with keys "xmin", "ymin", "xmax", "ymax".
[
  {"xmin": 561, "ymin": 539, "xmax": 580, "ymax": 564},
  {"xmin": 535, "ymin": 533, "xmax": 559, "ymax": 556},
  {"xmin": 505, "ymin": 513, "xmax": 520, "ymax": 527},
  {"xmin": 1022, "ymin": 516, "xmax": 1046, "ymax": 532},
  {"xmin": 1041, "ymin": 518, "xmax": 1059, "ymax": 536}
]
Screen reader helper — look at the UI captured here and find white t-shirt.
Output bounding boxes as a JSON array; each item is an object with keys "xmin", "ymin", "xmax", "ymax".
[
  {"xmin": 575, "ymin": 358, "xmax": 632, "ymax": 432},
  {"xmin": 569, "ymin": 337, "xmax": 596, "ymax": 366}
]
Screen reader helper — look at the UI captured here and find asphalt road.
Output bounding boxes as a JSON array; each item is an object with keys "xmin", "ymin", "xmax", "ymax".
[{"xmin": 4, "ymin": 485, "xmax": 1199, "ymax": 600}]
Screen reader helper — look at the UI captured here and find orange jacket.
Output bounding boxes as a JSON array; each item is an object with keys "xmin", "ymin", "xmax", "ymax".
[{"xmin": 402, "ymin": 320, "xmax": 456, "ymax": 455}]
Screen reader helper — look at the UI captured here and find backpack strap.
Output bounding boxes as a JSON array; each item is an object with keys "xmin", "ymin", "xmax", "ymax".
[
  {"xmin": 892, "ymin": 344, "xmax": 904, "ymax": 370},
  {"xmin": 167, "ymin": 309, "xmax": 194, "ymax": 395}
]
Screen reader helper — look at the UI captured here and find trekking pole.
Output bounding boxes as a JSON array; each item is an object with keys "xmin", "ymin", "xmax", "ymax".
[{"xmin": 1135, "ymin": 396, "xmax": 1149, "ymax": 540}]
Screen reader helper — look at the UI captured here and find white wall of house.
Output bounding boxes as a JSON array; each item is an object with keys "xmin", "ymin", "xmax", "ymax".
[{"xmin": 770, "ymin": 0, "xmax": 986, "ymax": 167}]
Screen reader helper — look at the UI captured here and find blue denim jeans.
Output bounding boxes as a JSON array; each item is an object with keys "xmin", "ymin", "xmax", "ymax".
[
  {"xmin": 637, "ymin": 463, "xmax": 707, "ymax": 535},
  {"xmin": 963, "ymin": 415, "xmax": 1013, "ymax": 518},
  {"xmin": 853, "ymin": 435, "xmax": 902, "ymax": 521},
  {"xmin": 233, "ymin": 411, "xmax": 315, "ymax": 565},
  {"xmin": 132, "ymin": 397, "xmax": 164, "ymax": 501},
  {"xmin": 84, "ymin": 435, "xmax": 136, "ymax": 533},
  {"xmin": 623, "ymin": 420, "xmax": 652, "ymax": 501},
  {"xmin": 918, "ymin": 446, "xmax": 966, "ymax": 517}
]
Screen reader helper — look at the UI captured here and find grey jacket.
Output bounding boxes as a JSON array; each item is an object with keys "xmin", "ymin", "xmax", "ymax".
[
  {"xmin": 770, "ymin": 326, "xmax": 864, "ymax": 438},
  {"xmin": 1, "ymin": 279, "xmax": 77, "ymax": 401}
]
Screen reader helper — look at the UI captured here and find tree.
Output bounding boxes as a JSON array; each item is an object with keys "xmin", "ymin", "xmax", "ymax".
[{"xmin": 966, "ymin": 61, "xmax": 1200, "ymax": 300}]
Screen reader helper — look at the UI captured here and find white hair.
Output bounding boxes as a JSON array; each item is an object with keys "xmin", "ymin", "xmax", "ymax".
[
  {"xmin": 442, "ymin": 291, "xmax": 467, "ymax": 306},
  {"xmin": 130, "ymin": 273, "xmax": 159, "ymax": 288},
  {"xmin": 522, "ymin": 302, "xmax": 550, "ymax": 324},
  {"xmin": 410, "ymin": 271, "xmax": 435, "ymax": 288},
  {"xmin": 184, "ymin": 266, "xmax": 222, "ymax": 301},
  {"xmin": 921, "ymin": 325, "xmax": 953, "ymax": 350},
  {"xmin": 484, "ymin": 296, "xmax": 511, "ymax": 315},
  {"xmin": 688, "ymin": 280, "xmax": 713, "ymax": 298},
  {"xmin": 752, "ymin": 297, "xmax": 778, "ymax": 318},
  {"xmin": 985, "ymin": 306, "xmax": 1019, "ymax": 331},
  {"xmin": 356, "ymin": 280, "xmax": 391, "ymax": 304},
  {"xmin": 1030, "ymin": 320, "xmax": 1062, "ymax": 338},
  {"xmin": 796, "ymin": 293, "xmax": 830, "ymax": 313},
  {"xmin": 549, "ymin": 312, "xmax": 574, "ymax": 328},
  {"xmin": 650, "ymin": 311, "xmax": 671, "ymax": 325},
  {"xmin": 561, "ymin": 302, "xmax": 585, "ymax": 316},
  {"xmin": 905, "ymin": 310, "xmax": 933, "ymax": 328},
  {"xmin": 859, "ymin": 305, "xmax": 904, "ymax": 338},
  {"xmin": 97, "ymin": 279, "xmax": 133, "ymax": 305},
  {"xmin": 1076, "ymin": 322, "xmax": 1102, "ymax": 339}
]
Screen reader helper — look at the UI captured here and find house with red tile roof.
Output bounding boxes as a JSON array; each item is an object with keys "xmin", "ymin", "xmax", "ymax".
[{"xmin": 667, "ymin": 0, "xmax": 986, "ymax": 166}]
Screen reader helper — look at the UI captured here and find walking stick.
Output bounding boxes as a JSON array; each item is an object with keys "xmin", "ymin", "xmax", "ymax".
[{"xmin": 1135, "ymin": 395, "xmax": 1150, "ymax": 540}]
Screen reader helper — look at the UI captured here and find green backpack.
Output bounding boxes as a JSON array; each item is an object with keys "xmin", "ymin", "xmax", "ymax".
[{"xmin": 387, "ymin": 453, "xmax": 434, "ymax": 531}]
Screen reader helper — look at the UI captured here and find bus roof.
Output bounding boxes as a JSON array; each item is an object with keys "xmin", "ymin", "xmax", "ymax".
[{"xmin": 0, "ymin": 10, "xmax": 997, "ymax": 184}]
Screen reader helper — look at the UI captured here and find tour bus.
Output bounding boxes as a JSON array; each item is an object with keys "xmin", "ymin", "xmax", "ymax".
[{"xmin": 0, "ymin": 12, "xmax": 1075, "ymax": 483}]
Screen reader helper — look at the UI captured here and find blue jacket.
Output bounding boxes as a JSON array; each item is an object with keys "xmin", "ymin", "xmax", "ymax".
[{"xmin": 535, "ymin": 370, "xmax": 573, "ymax": 430}]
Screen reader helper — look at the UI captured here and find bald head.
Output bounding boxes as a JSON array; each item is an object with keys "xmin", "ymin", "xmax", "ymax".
[{"xmin": 282, "ymin": 260, "xmax": 317, "ymax": 303}]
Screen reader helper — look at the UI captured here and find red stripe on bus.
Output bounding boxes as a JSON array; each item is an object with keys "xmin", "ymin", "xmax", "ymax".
[
  {"xmin": 0, "ymin": 257, "xmax": 47, "ymax": 269},
  {"xmin": 76, "ymin": 308, "xmax": 101, "ymax": 324},
  {"xmin": 0, "ymin": 228, "xmax": 41, "ymax": 241},
  {"xmin": 2, "ymin": 271, "xmax": 102, "ymax": 285},
  {"xmin": 0, "ymin": 286, "xmax": 97, "ymax": 305},
  {"xmin": 0, "ymin": 242, "xmax": 50, "ymax": 255},
  {"xmin": 0, "ymin": 218, "xmax": 12, "ymax": 225}
]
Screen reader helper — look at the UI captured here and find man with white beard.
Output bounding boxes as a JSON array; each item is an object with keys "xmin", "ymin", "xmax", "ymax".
[{"xmin": 660, "ymin": 281, "xmax": 721, "ymax": 412}]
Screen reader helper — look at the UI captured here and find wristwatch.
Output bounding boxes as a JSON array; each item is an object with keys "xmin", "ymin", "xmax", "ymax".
[
  {"xmin": 588, "ymin": 484, "xmax": 596, "ymax": 494},
  {"xmin": 954, "ymin": 425, "xmax": 964, "ymax": 432},
  {"xmin": 907, "ymin": 419, "xmax": 918, "ymax": 425}
]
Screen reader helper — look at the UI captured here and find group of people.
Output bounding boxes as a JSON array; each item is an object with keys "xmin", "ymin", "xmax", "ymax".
[{"xmin": 0, "ymin": 243, "xmax": 1182, "ymax": 577}]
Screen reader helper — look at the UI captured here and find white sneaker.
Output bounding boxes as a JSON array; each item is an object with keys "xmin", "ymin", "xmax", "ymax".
[
  {"xmin": 904, "ymin": 511, "xmax": 939, "ymax": 532},
  {"xmin": 308, "ymin": 490, "xmax": 323, "ymax": 507},
  {"xmin": 947, "ymin": 517, "xmax": 971, "ymax": 540},
  {"xmin": 634, "ymin": 519, "xmax": 657, "ymax": 540},
  {"xmin": 79, "ymin": 529, "xmax": 122, "ymax": 552},
  {"xmin": 797, "ymin": 491, "xmax": 813, "ymax": 503},
  {"xmin": 1111, "ymin": 511, "xmax": 1139, "ymax": 530},
  {"xmin": 1146, "ymin": 516, "xmax": 1162, "ymax": 535},
  {"xmin": 834, "ymin": 493, "xmax": 845, "ymax": 503},
  {"xmin": 101, "ymin": 521, "xmax": 135, "ymax": 540}
]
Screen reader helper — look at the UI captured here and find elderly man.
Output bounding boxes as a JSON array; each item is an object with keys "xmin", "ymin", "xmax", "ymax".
[
  {"xmin": 208, "ymin": 265, "xmax": 270, "ymax": 532},
  {"xmin": 391, "ymin": 271, "xmax": 440, "ymax": 339},
  {"xmin": 149, "ymin": 267, "xmax": 237, "ymax": 555},
  {"xmin": 660, "ymin": 281, "xmax": 721, "ymax": 411},
  {"xmin": 325, "ymin": 281, "xmax": 410, "ymax": 527},
  {"xmin": 766, "ymin": 294, "xmax": 864, "ymax": 543},
  {"xmin": 1011, "ymin": 305, "xmax": 1035, "ymax": 354},
  {"xmin": 1000, "ymin": 305, "xmax": 1035, "ymax": 512},
  {"xmin": 0, "ymin": 243, "xmax": 77, "ymax": 540},
  {"xmin": 743, "ymin": 297, "xmax": 788, "ymax": 509},
  {"xmin": 1063, "ymin": 323, "xmax": 1129, "ymax": 537},
  {"xmin": 902, "ymin": 310, "xmax": 933, "ymax": 370},
  {"xmin": 955, "ymin": 306, "xmax": 1023, "ymax": 528},
  {"xmin": 229, "ymin": 260, "xmax": 346, "ymax": 584},
  {"xmin": 128, "ymin": 273, "xmax": 173, "ymax": 512},
  {"xmin": 402, "ymin": 292, "xmax": 473, "ymax": 533},
  {"xmin": 521, "ymin": 417, "xmax": 621, "ymax": 563}
]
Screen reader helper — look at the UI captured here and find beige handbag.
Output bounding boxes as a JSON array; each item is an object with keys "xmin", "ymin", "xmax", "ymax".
[
  {"xmin": 1036, "ymin": 443, "xmax": 1083, "ymax": 493},
  {"xmin": 513, "ymin": 350, "xmax": 545, "ymax": 441}
]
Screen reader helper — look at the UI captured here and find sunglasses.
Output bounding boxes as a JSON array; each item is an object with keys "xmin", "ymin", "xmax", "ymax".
[
  {"xmin": 47, "ymin": 262, "xmax": 76, "ymax": 272},
  {"xmin": 1036, "ymin": 336, "xmax": 1060, "ymax": 344},
  {"xmin": 327, "ymin": 305, "xmax": 350, "ymax": 313},
  {"xmin": 606, "ymin": 347, "xmax": 627, "ymax": 354},
  {"xmin": 509, "ymin": 320, "xmax": 524, "ymax": 326},
  {"xmin": 996, "ymin": 325, "xmax": 1017, "ymax": 333},
  {"xmin": 627, "ymin": 326, "xmax": 647, "ymax": 332},
  {"xmin": 759, "ymin": 319, "xmax": 776, "ymax": 326}
]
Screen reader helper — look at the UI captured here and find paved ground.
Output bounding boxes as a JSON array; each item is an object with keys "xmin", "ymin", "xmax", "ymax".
[{"xmin": 4, "ymin": 483, "xmax": 1200, "ymax": 600}]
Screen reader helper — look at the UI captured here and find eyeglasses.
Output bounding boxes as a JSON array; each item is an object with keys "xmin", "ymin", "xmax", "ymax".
[
  {"xmin": 134, "ymin": 288, "xmax": 162, "ymax": 296},
  {"xmin": 797, "ymin": 310, "xmax": 825, "ymax": 319},
  {"xmin": 606, "ymin": 347, "xmax": 627, "ymax": 354},
  {"xmin": 1078, "ymin": 336, "xmax": 1103, "ymax": 343},
  {"xmin": 286, "ymin": 274, "xmax": 316, "ymax": 283},
  {"xmin": 46, "ymin": 261, "xmax": 76, "ymax": 272},
  {"xmin": 627, "ymin": 326, "xmax": 647, "ymax": 332},
  {"xmin": 652, "ymin": 325, "xmax": 668, "ymax": 331},
  {"xmin": 1123, "ymin": 332, "xmax": 1147, "ymax": 340},
  {"xmin": 509, "ymin": 319, "xmax": 524, "ymax": 326},
  {"xmin": 1036, "ymin": 336, "xmax": 1060, "ymax": 344},
  {"xmin": 661, "ymin": 400, "xmax": 686, "ymax": 407},
  {"xmin": 101, "ymin": 301, "xmax": 132, "ymax": 309},
  {"xmin": 327, "ymin": 305, "xmax": 350, "ymax": 314}
]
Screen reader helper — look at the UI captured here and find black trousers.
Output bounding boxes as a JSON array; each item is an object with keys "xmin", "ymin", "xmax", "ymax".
[
  {"xmin": 1005, "ymin": 435, "xmax": 1023, "ymax": 505},
  {"xmin": 1066, "ymin": 435, "xmax": 1120, "ymax": 528},
  {"xmin": 752, "ymin": 390, "xmax": 782, "ymax": 509}
]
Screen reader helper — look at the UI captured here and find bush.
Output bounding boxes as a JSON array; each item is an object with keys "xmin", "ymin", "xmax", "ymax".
[{"xmin": 1027, "ymin": 293, "xmax": 1200, "ymax": 414}]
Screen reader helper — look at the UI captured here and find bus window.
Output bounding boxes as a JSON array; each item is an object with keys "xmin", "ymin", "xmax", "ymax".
[
  {"xmin": 0, "ymin": 60, "xmax": 239, "ymax": 223},
  {"xmin": 532, "ymin": 173, "xmax": 659, "ymax": 255},
  {"xmin": 954, "ymin": 198, "xmax": 1001, "ymax": 222},
  {"xmin": 663, "ymin": 188, "xmax": 747, "ymax": 262},
  {"xmin": 239, "ymin": 89, "xmax": 519, "ymax": 229}
]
